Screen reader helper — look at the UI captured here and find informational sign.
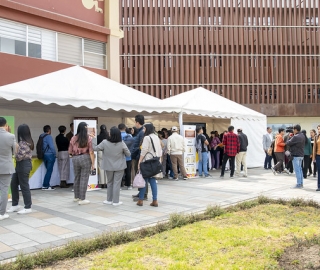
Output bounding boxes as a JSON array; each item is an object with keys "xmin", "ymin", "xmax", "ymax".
[
  {"xmin": 73, "ymin": 119, "xmax": 98, "ymax": 190},
  {"xmin": 182, "ymin": 125, "xmax": 197, "ymax": 178}
]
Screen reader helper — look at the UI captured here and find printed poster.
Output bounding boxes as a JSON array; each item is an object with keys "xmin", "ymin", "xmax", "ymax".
[
  {"xmin": 74, "ymin": 119, "xmax": 98, "ymax": 190},
  {"xmin": 182, "ymin": 125, "xmax": 197, "ymax": 178}
]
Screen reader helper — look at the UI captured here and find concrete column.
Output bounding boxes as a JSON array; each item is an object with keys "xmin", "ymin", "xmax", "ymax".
[{"xmin": 104, "ymin": 0, "xmax": 123, "ymax": 82}]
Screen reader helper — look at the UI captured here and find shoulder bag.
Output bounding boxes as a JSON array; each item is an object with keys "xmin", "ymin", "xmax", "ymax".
[{"xmin": 140, "ymin": 136, "xmax": 163, "ymax": 178}]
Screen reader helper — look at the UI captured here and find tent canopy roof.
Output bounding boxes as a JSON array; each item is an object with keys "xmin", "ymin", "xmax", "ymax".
[
  {"xmin": 161, "ymin": 87, "xmax": 266, "ymax": 120},
  {"xmin": 0, "ymin": 66, "xmax": 163, "ymax": 113}
]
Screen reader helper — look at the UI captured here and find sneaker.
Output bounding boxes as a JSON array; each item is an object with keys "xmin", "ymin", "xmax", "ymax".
[
  {"xmin": 73, "ymin": 198, "xmax": 80, "ymax": 202},
  {"xmin": 7, "ymin": 205, "xmax": 20, "ymax": 213},
  {"xmin": 211, "ymin": 168, "xmax": 216, "ymax": 170},
  {"xmin": 169, "ymin": 177, "xmax": 174, "ymax": 180},
  {"xmin": 128, "ymin": 186, "xmax": 133, "ymax": 190},
  {"xmin": 198, "ymin": 174, "xmax": 203, "ymax": 177},
  {"xmin": 183, "ymin": 176, "xmax": 188, "ymax": 180},
  {"xmin": 174, "ymin": 178, "xmax": 179, "ymax": 181},
  {"xmin": 271, "ymin": 167, "xmax": 276, "ymax": 175},
  {"xmin": 230, "ymin": 176, "xmax": 234, "ymax": 179},
  {"xmin": 17, "ymin": 208, "xmax": 32, "ymax": 214},
  {"xmin": 243, "ymin": 175, "xmax": 247, "ymax": 178},
  {"xmin": 204, "ymin": 174, "xmax": 212, "ymax": 178},
  {"xmin": 112, "ymin": 202, "xmax": 123, "ymax": 206},
  {"xmin": 220, "ymin": 175, "xmax": 224, "ymax": 178},
  {"xmin": 103, "ymin": 200, "xmax": 113, "ymax": 205},
  {"xmin": 316, "ymin": 188, "xmax": 320, "ymax": 191},
  {"xmin": 42, "ymin": 187, "xmax": 55, "ymax": 191},
  {"xmin": 0, "ymin": 214, "xmax": 9, "ymax": 221},
  {"xmin": 291, "ymin": 184, "xmax": 303, "ymax": 189},
  {"xmin": 132, "ymin": 194, "xmax": 139, "ymax": 198},
  {"xmin": 283, "ymin": 169, "xmax": 290, "ymax": 175},
  {"xmin": 240, "ymin": 171, "xmax": 244, "ymax": 174},
  {"xmin": 78, "ymin": 200, "xmax": 90, "ymax": 205}
]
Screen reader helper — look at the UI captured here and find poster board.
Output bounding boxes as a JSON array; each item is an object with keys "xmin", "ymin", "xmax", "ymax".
[
  {"xmin": 182, "ymin": 125, "xmax": 197, "ymax": 178},
  {"xmin": 73, "ymin": 119, "xmax": 98, "ymax": 190}
]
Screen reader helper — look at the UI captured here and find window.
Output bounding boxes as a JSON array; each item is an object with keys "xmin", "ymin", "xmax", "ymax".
[{"xmin": 0, "ymin": 18, "xmax": 107, "ymax": 69}]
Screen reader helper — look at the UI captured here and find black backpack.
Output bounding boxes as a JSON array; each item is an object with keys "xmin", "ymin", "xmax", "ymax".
[{"xmin": 36, "ymin": 134, "xmax": 49, "ymax": 159}]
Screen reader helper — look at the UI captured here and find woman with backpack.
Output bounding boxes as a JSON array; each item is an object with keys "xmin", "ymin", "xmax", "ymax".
[
  {"xmin": 68, "ymin": 122, "xmax": 95, "ymax": 205},
  {"xmin": 7, "ymin": 124, "xmax": 34, "ymax": 214}
]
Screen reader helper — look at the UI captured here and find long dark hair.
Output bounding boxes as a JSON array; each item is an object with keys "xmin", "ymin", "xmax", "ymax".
[
  {"xmin": 99, "ymin": 124, "xmax": 109, "ymax": 140},
  {"xmin": 108, "ymin": 126, "xmax": 122, "ymax": 143},
  {"xmin": 17, "ymin": 124, "xmax": 34, "ymax": 150},
  {"xmin": 144, "ymin": 123, "xmax": 155, "ymax": 137},
  {"xmin": 301, "ymin": 130, "xmax": 308, "ymax": 145},
  {"xmin": 76, "ymin": 122, "xmax": 89, "ymax": 148}
]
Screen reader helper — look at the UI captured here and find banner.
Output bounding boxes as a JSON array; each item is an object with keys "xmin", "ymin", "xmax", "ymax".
[
  {"xmin": 74, "ymin": 119, "xmax": 99, "ymax": 189},
  {"xmin": 182, "ymin": 125, "xmax": 197, "ymax": 178}
]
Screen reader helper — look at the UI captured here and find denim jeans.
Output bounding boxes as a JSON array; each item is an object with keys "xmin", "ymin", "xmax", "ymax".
[
  {"xmin": 292, "ymin": 156, "xmax": 304, "ymax": 186},
  {"xmin": 264, "ymin": 152, "xmax": 272, "ymax": 169},
  {"xmin": 139, "ymin": 177, "xmax": 157, "ymax": 201},
  {"xmin": 43, "ymin": 153, "xmax": 56, "ymax": 188},
  {"xmin": 316, "ymin": 155, "xmax": 320, "ymax": 188},
  {"xmin": 198, "ymin": 152, "xmax": 209, "ymax": 176}
]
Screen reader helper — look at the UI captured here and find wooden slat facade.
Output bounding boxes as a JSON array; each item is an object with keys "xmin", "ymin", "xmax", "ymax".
[{"xmin": 120, "ymin": 0, "xmax": 320, "ymax": 116}]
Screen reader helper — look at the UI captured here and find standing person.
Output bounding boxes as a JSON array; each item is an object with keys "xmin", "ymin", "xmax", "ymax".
[
  {"xmin": 55, "ymin": 125, "xmax": 70, "ymax": 188},
  {"xmin": 158, "ymin": 131, "xmax": 168, "ymax": 178},
  {"xmin": 66, "ymin": 123, "xmax": 74, "ymax": 141},
  {"xmin": 301, "ymin": 130, "xmax": 312, "ymax": 179},
  {"xmin": 131, "ymin": 115, "xmax": 148, "ymax": 201},
  {"xmin": 119, "ymin": 123, "xmax": 133, "ymax": 189},
  {"xmin": 309, "ymin": 129, "xmax": 317, "ymax": 177},
  {"xmin": 286, "ymin": 125, "xmax": 305, "ymax": 189},
  {"xmin": 41, "ymin": 125, "xmax": 56, "ymax": 190},
  {"xmin": 312, "ymin": 125, "xmax": 320, "ymax": 191},
  {"xmin": 196, "ymin": 126, "xmax": 211, "ymax": 177},
  {"xmin": 97, "ymin": 125, "xmax": 109, "ymax": 188},
  {"xmin": 68, "ymin": 122, "xmax": 95, "ymax": 205},
  {"xmin": 284, "ymin": 128, "xmax": 294, "ymax": 174},
  {"xmin": 8, "ymin": 124, "xmax": 33, "ymax": 214},
  {"xmin": 271, "ymin": 128, "xmax": 286, "ymax": 175},
  {"xmin": 167, "ymin": 126, "xmax": 188, "ymax": 181},
  {"xmin": 262, "ymin": 127, "xmax": 273, "ymax": 169},
  {"xmin": 0, "ymin": 117, "xmax": 16, "ymax": 220},
  {"xmin": 94, "ymin": 127, "xmax": 131, "ymax": 206},
  {"xmin": 220, "ymin": 126, "xmax": 240, "ymax": 179},
  {"xmin": 137, "ymin": 123, "xmax": 162, "ymax": 207},
  {"xmin": 209, "ymin": 131, "xmax": 221, "ymax": 170},
  {"xmin": 235, "ymin": 128, "xmax": 249, "ymax": 177}
]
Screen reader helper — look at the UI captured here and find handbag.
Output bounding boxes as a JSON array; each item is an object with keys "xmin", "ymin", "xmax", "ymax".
[
  {"xmin": 140, "ymin": 136, "xmax": 163, "ymax": 178},
  {"xmin": 133, "ymin": 171, "xmax": 145, "ymax": 188},
  {"xmin": 285, "ymin": 150, "xmax": 291, "ymax": 157}
]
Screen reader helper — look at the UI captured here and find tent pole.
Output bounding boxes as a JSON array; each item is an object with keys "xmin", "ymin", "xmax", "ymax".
[{"xmin": 179, "ymin": 112, "xmax": 183, "ymax": 134}]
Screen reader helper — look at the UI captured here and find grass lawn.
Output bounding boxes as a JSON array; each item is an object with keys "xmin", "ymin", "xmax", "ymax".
[{"xmin": 44, "ymin": 204, "xmax": 320, "ymax": 270}]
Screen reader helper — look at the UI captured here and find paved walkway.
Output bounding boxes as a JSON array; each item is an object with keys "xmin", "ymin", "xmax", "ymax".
[{"xmin": 0, "ymin": 167, "xmax": 319, "ymax": 261}]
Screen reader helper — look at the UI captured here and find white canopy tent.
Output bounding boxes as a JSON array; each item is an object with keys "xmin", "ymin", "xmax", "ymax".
[{"xmin": 161, "ymin": 87, "xmax": 267, "ymax": 167}]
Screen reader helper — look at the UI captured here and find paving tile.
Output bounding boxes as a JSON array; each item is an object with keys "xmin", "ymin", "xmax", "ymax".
[
  {"xmin": 0, "ymin": 227, "xmax": 10, "ymax": 235},
  {"xmin": 5, "ymin": 224, "xmax": 38, "ymax": 234},
  {"xmin": 23, "ymin": 231, "xmax": 61, "ymax": 244},
  {"xmin": 64, "ymin": 223, "xmax": 99, "ymax": 234},
  {"xmin": 58, "ymin": 232, "xmax": 81, "ymax": 239},
  {"xmin": 38, "ymin": 225, "xmax": 73, "ymax": 235},
  {"xmin": 0, "ymin": 233, "xmax": 31, "ymax": 246},
  {"xmin": 11, "ymin": 241, "xmax": 39, "ymax": 250},
  {"xmin": 0, "ymin": 242, "xmax": 13, "ymax": 252},
  {"xmin": 85, "ymin": 216, "xmax": 119, "ymax": 225},
  {"xmin": 0, "ymin": 250, "xmax": 20, "ymax": 260},
  {"xmin": 43, "ymin": 217, "xmax": 75, "ymax": 226},
  {"xmin": 28, "ymin": 212, "xmax": 55, "ymax": 219},
  {"xmin": 13, "ymin": 217, "xmax": 50, "ymax": 228}
]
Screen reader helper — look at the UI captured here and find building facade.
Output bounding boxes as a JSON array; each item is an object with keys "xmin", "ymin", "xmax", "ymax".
[
  {"xmin": 120, "ymin": 0, "xmax": 320, "ymax": 119},
  {"xmin": 0, "ymin": 0, "xmax": 122, "ymax": 85}
]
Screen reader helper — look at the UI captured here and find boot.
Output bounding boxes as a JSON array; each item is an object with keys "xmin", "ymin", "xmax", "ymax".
[
  {"xmin": 60, "ymin": 181, "xmax": 68, "ymax": 188},
  {"xmin": 136, "ymin": 200, "xmax": 143, "ymax": 206},
  {"xmin": 150, "ymin": 200, "xmax": 158, "ymax": 207}
]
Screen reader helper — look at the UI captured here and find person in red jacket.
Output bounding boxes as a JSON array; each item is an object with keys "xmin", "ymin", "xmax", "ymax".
[{"xmin": 271, "ymin": 128, "xmax": 286, "ymax": 174}]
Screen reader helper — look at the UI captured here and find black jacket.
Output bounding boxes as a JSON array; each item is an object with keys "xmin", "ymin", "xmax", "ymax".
[
  {"xmin": 238, "ymin": 132, "xmax": 249, "ymax": 152},
  {"xmin": 286, "ymin": 132, "xmax": 305, "ymax": 157}
]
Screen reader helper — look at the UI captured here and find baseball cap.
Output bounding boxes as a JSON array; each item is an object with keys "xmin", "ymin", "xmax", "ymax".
[{"xmin": 172, "ymin": 126, "xmax": 178, "ymax": 131}]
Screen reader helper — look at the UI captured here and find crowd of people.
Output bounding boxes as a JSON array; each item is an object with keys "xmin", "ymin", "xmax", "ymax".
[
  {"xmin": 263, "ymin": 124, "xmax": 320, "ymax": 190},
  {"xmin": 2, "ymin": 114, "xmax": 318, "ymax": 221}
]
